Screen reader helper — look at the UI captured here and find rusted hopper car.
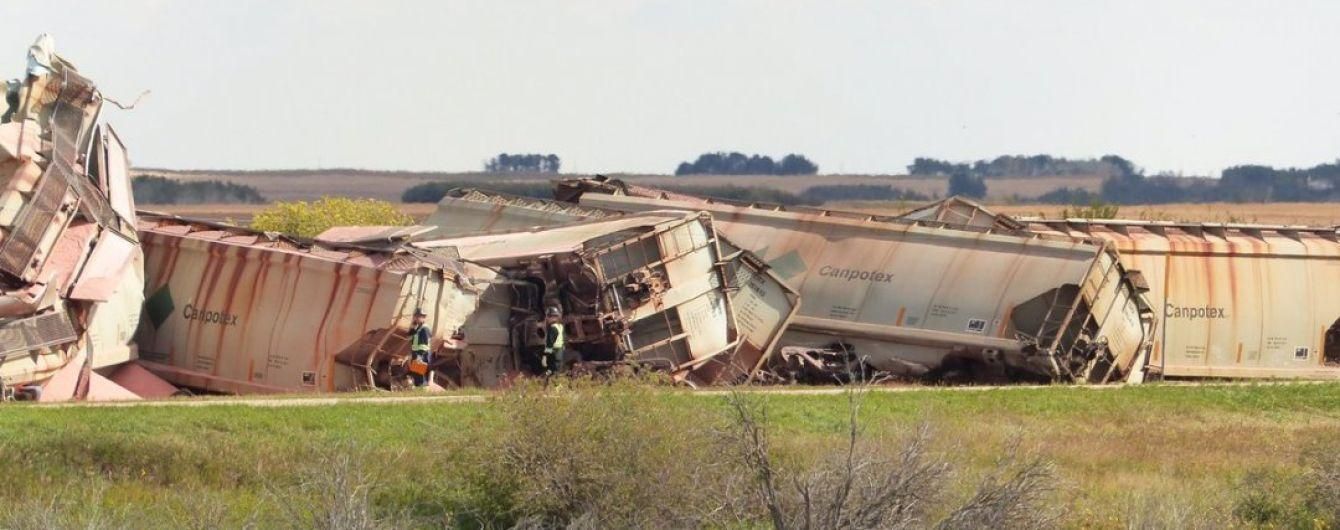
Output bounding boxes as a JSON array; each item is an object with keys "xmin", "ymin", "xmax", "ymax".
[
  {"xmin": 414, "ymin": 210, "xmax": 798, "ymax": 385},
  {"xmin": 558, "ymin": 179, "xmax": 1154, "ymax": 383},
  {"xmin": 135, "ymin": 215, "xmax": 492, "ymax": 393},
  {"xmin": 1025, "ymin": 219, "xmax": 1340, "ymax": 379},
  {"xmin": 0, "ymin": 36, "xmax": 148, "ymax": 400}
]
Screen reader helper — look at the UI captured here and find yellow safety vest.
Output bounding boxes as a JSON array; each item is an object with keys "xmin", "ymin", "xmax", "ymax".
[
  {"xmin": 411, "ymin": 325, "xmax": 431, "ymax": 353},
  {"xmin": 546, "ymin": 322, "xmax": 565, "ymax": 351}
]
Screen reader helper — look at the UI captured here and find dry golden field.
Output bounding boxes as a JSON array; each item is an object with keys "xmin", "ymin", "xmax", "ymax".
[
  {"xmin": 142, "ymin": 170, "xmax": 1340, "ymax": 227},
  {"xmin": 139, "ymin": 169, "xmax": 1106, "ymax": 202},
  {"xmin": 622, "ymin": 174, "xmax": 1105, "ymax": 198},
  {"xmin": 149, "ymin": 202, "xmax": 438, "ymax": 223},
  {"xmin": 836, "ymin": 201, "xmax": 1340, "ymax": 225},
  {"xmin": 157, "ymin": 200, "xmax": 1340, "ymax": 227}
]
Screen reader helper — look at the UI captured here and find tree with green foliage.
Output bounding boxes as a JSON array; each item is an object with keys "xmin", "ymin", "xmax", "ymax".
[
  {"xmin": 948, "ymin": 171, "xmax": 987, "ymax": 199},
  {"xmin": 485, "ymin": 153, "xmax": 561, "ymax": 173},
  {"xmin": 250, "ymin": 197, "xmax": 413, "ymax": 238},
  {"xmin": 674, "ymin": 152, "xmax": 818, "ymax": 175}
]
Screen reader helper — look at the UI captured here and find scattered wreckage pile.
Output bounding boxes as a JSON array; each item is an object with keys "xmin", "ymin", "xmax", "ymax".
[
  {"xmin": 0, "ymin": 36, "xmax": 169, "ymax": 402},
  {"xmin": 2, "ymin": 38, "xmax": 1337, "ymax": 402}
]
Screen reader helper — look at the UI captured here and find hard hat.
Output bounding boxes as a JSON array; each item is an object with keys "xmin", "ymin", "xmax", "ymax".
[
  {"xmin": 546, "ymin": 306, "xmax": 561, "ymax": 317},
  {"xmin": 413, "ymin": 308, "xmax": 427, "ymax": 317}
]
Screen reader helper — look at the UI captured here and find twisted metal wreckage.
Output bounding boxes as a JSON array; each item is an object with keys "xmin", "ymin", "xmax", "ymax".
[{"xmin": 3, "ymin": 39, "xmax": 1337, "ymax": 401}]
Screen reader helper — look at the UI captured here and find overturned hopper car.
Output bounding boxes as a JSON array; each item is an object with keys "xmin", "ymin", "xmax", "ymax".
[
  {"xmin": 414, "ymin": 210, "xmax": 798, "ymax": 385},
  {"xmin": 1025, "ymin": 219, "xmax": 1340, "ymax": 379},
  {"xmin": 0, "ymin": 36, "xmax": 146, "ymax": 400},
  {"xmin": 135, "ymin": 215, "xmax": 492, "ymax": 394},
  {"xmin": 557, "ymin": 179, "xmax": 1155, "ymax": 383},
  {"xmin": 420, "ymin": 188, "xmax": 799, "ymax": 384}
]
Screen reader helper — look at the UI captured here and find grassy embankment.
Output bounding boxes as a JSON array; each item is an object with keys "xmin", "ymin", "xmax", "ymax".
[{"xmin": 0, "ymin": 382, "xmax": 1337, "ymax": 528}]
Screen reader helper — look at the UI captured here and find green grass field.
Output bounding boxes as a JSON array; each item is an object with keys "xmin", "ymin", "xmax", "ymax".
[{"xmin": 1, "ymin": 382, "xmax": 1337, "ymax": 528}]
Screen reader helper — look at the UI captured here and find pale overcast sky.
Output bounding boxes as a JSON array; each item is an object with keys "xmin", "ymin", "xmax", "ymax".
[{"xmin": 4, "ymin": 1, "xmax": 1338, "ymax": 175}]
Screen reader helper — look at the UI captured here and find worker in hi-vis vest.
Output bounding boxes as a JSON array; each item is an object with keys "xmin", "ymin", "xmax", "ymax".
[
  {"xmin": 409, "ymin": 308, "xmax": 432, "ymax": 387},
  {"xmin": 543, "ymin": 306, "xmax": 565, "ymax": 375}
]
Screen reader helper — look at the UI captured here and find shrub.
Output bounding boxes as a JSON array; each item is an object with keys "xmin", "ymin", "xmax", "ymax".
[
  {"xmin": 1231, "ymin": 470, "xmax": 1321, "ymax": 528},
  {"xmin": 1302, "ymin": 439, "xmax": 1340, "ymax": 524},
  {"xmin": 272, "ymin": 443, "xmax": 393, "ymax": 530},
  {"xmin": 454, "ymin": 377, "xmax": 737, "ymax": 528},
  {"xmin": 1059, "ymin": 200, "xmax": 1120, "ymax": 219},
  {"xmin": 250, "ymin": 197, "xmax": 413, "ymax": 238},
  {"xmin": 725, "ymin": 389, "xmax": 1061, "ymax": 530}
]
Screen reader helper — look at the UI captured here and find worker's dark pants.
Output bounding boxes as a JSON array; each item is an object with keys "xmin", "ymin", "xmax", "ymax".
[
  {"xmin": 544, "ymin": 348, "xmax": 563, "ymax": 375},
  {"xmin": 410, "ymin": 351, "xmax": 430, "ymax": 387}
]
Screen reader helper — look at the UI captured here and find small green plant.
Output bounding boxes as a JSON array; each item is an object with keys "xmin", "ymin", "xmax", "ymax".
[
  {"xmin": 250, "ymin": 197, "xmax": 413, "ymax": 238},
  {"xmin": 1060, "ymin": 200, "xmax": 1119, "ymax": 219},
  {"xmin": 1231, "ymin": 469, "xmax": 1329, "ymax": 528}
]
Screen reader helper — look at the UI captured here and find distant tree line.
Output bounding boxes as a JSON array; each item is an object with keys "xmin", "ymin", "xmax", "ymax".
[
  {"xmin": 132, "ymin": 175, "xmax": 265, "ymax": 204},
  {"xmin": 675, "ymin": 152, "xmax": 818, "ymax": 176},
  {"xmin": 485, "ymin": 153, "xmax": 561, "ymax": 173},
  {"xmin": 909, "ymin": 155, "xmax": 1129, "ymax": 178},
  {"xmin": 1030, "ymin": 156, "xmax": 1340, "ymax": 204},
  {"xmin": 402, "ymin": 180, "xmax": 926, "ymax": 206}
]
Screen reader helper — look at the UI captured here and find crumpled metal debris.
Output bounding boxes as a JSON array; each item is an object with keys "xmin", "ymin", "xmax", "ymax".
[{"xmin": 0, "ymin": 35, "xmax": 162, "ymax": 401}]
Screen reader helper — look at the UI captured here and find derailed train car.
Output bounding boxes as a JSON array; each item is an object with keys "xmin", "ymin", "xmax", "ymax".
[
  {"xmin": 0, "ymin": 36, "xmax": 149, "ymax": 400},
  {"xmin": 135, "ymin": 215, "xmax": 491, "ymax": 393},
  {"xmin": 1025, "ymin": 219, "xmax": 1340, "ymax": 379},
  {"xmin": 135, "ymin": 207, "xmax": 795, "ymax": 393},
  {"xmin": 418, "ymin": 188, "xmax": 800, "ymax": 383},
  {"xmin": 557, "ymin": 178, "xmax": 1155, "ymax": 383},
  {"xmin": 414, "ymin": 210, "xmax": 798, "ymax": 386}
]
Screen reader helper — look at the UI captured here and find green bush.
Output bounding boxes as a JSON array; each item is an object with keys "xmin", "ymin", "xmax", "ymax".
[
  {"xmin": 1231, "ymin": 470, "xmax": 1322, "ymax": 528},
  {"xmin": 1059, "ymin": 200, "xmax": 1120, "ymax": 219},
  {"xmin": 250, "ymin": 197, "xmax": 413, "ymax": 238}
]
